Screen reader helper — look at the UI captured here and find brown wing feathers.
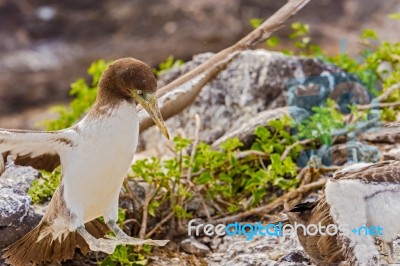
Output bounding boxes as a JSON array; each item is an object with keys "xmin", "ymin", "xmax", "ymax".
[
  {"xmin": 333, "ymin": 160, "xmax": 400, "ymax": 183},
  {"xmin": 13, "ymin": 153, "xmax": 61, "ymax": 173},
  {"xmin": 0, "ymin": 129, "xmax": 74, "ymax": 174},
  {"xmin": 3, "ymin": 220, "xmax": 109, "ymax": 266}
]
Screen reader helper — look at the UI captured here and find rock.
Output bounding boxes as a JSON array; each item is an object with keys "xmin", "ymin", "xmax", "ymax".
[
  {"xmin": 269, "ymin": 250, "xmax": 285, "ymax": 261},
  {"xmin": 143, "ymin": 50, "xmax": 369, "ymax": 152},
  {"xmin": 207, "ymin": 234, "xmax": 307, "ymax": 266},
  {"xmin": 212, "ymin": 106, "xmax": 310, "ymax": 148},
  {"xmin": 209, "ymin": 237, "xmax": 222, "ymax": 250},
  {"xmin": 279, "ymin": 249, "xmax": 310, "ymax": 264},
  {"xmin": 180, "ymin": 238, "xmax": 210, "ymax": 256},
  {"xmin": 0, "ymin": 163, "xmax": 41, "ymax": 250},
  {"xmin": 320, "ymin": 141, "xmax": 381, "ymax": 166},
  {"xmin": 227, "ymin": 253, "xmax": 271, "ymax": 266}
]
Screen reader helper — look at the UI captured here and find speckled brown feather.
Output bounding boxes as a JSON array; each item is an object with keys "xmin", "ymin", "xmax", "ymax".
[
  {"xmin": 3, "ymin": 187, "xmax": 109, "ymax": 265},
  {"xmin": 332, "ymin": 160, "xmax": 400, "ymax": 183},
  {"xmin": 3, "ymin": 220, "xmax": 108, "ymax": 266},
  {"xmin": 287, "ymin": 196, "xmax": 352, "ymax": 265},
  {"xmin": 14, "ymin": 153, "xmax": 61, "ymax": 172}
]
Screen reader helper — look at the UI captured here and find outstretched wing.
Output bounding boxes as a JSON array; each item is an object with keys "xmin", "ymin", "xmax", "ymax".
[{"xmin": 0, "ymin": 128, "xmax": 77, "ymax": 175}]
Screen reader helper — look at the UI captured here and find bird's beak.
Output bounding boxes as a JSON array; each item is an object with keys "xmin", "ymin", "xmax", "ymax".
[{"xmin": 132, "ymin": 91, "xmax": 169, "ymax": 139}]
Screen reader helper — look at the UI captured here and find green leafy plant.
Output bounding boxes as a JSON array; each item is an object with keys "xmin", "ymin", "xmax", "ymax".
[
  {"xmin": 42, "ymin": 60, "xmax": 111, "ymax": 131},
  {"xmin": 296, "ymin": 99, "xmax": 344, "ymax": 145},
  {"xmin": 28, "ymin": 168, "xmax": 61, "ymax": 204},
  {"xmin": 152, "ymin": 55, "xmax": 184, "ymax": 77},
  {"xmin": 100, "ymin": 245, "xmax": 151, "ymax": 266},
  {"xmin": 129, "ymin": 116, "xmax": 301, "ymax": 216}
]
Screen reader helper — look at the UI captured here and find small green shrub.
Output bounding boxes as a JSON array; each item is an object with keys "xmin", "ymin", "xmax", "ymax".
[
  {"xmin": 28, "ymin": 168, "xmax": 61, "ymax": 204},
  {"xmin": 100, "ymin": 245, "xmax": 151, "ymax": 266},
  {"xmin": 296, "ymin": 99, "xmax": 344, "ymax": 145},
  {"xmin": 42, "ymin": 60, "xmax": 111, "ymax": 131},
  {"xmin": 152, "ymin": 55, "xmax": 184, "ymax": 77}
]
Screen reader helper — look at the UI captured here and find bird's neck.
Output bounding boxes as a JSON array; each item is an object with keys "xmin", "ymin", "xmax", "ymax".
[{"xmin": 86, "ymin": 94, "xmax": 135, "ymax": 121}]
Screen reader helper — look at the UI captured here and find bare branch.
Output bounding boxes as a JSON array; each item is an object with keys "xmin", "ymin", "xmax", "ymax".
[
  {"xmin": 145, "ymin": 212, "xmax": 174, "ymax": 238},
  {"xmin": 187, "ymin": 114, "xmax": 201, "ymax": 184},
  {"xmin": 358, "ymin": 100, "xmax": 400, "ymax": 111},
  {"xmin": 377, "ymin": 82, "xmax": 400, "ymax": 102},
  {"xmin": 138, "ymin": 188, "xmax": 152, "ymax": 239},
  {"xmin": 281, "ymin": 139, "xmax": 313, "ymax": 161},
  {"xmin": 156, "ymin": 0, "xmax": 310, "ymax": 98},
  {"xmin": 209, "ymin": 178, "xmax": 326, "ymax": 225}
]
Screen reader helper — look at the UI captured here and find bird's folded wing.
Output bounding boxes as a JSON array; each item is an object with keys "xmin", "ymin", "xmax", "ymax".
[
  {"xmin": 332, "ymin": 160, "xmax": 400, "ymax": 183},
  {"xmin": 0, "ymin": 129, "xmax": 77, "ymax": 175}
]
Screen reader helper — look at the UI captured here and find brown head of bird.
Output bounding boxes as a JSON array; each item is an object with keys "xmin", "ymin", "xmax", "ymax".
[{"xmin": 95, "ymin": 57, "xmax": 169, "ymax": 139}]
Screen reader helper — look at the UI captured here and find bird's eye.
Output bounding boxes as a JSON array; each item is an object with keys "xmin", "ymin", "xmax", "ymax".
[{"xmin": 137, "ymin": 90, "xmax": 143, "ymax": 95}]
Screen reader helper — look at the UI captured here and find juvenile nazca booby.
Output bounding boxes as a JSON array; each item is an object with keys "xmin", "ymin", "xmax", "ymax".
[
  {"xmin": 1, "ymin": 58, "xmax": 170, "ymax": 265},
  {"xmin": 286, "ymin": 161, "xmax": 400, "ymax": 265}
]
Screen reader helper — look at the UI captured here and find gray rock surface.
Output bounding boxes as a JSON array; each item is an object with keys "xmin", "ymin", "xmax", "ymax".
[
  {"xmin": 142, "ymin": 50, "xmax": 370, "ymax": 152},
  {"xmin": 180, "ymin": 238, "xmax": 210, "ymax": 256},
  {"xmin": 207, "ymin": 234, "xmax": 311, "ymax": 266},
  {"xmin": 320, "ymin": 140, "xmax": 381, "ymax": 166},
  {"xmin": 0, "ymin": 163, "xmax": 41, "ymax": 250}
]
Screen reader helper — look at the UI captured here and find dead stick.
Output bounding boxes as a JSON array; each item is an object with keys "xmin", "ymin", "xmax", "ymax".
[
  {"xmin": 146, "ymin": 212, "xmax": 174, "ymax": 238},
  {"xmin": 138, "ymin": 188, "xmax": 152, "ymax": 239},
  {"xmin": 210, "ymin": 178, "xmax": 326, "ymax": 225},
  {"xmin": 377, "ymin": 82, "xmax": 400, "ymax": 102},
  {"xmin": 358, "ymin": 100, "xmax": 400, "ymax": 111},
  {"xmin": 156, "ymin": 0, "xmax": 310, "ymax": 98},
  {"xmin": 281, "ymin": 139, "xmax": 313, "ymax": 161},
  {"xmin": 187, "ymin": 114, "xmax": 201, "ymax": 184}
]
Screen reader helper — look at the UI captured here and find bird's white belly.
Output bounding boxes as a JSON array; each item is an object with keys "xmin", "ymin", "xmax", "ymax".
[{"xmin": 61, "ymin": 102, "xmax": 139, "ymax": 224}]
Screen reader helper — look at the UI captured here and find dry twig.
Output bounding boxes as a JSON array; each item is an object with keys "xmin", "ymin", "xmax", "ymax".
[
  {"xmin": 146, "ymin": 212, "xmax": 175, "ymax": 238},
  {"xmin": 281, "ymin": 139, "xmax": 314, "ymax": 161},
  {"xmin": 358, "ymin": 100, "xmax": 400, "ymax": 111},
  {"xmin": 210, "ymin": 178, "xmax": 326, "ymax": 225},
  {"xmin": 138, "ymin": 188, "xmax": 152, "ymax": 239},
  {"xmin": 377, "ymin": 82, "xmax": 400, "ymax": 102}
]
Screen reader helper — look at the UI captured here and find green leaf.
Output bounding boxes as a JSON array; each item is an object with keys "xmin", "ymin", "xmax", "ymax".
[
  {"xmin": 254, "ymin": 126, "xmax": 271, "ymax": 140},
  {"xmin": 220, "ymin": 137, "xmax": 243, "ymax": 151},
  {"xmin": 361, "ymin": 29, "xmax": 378, "ymax": 40},
  {"xmin": 249, "ymin": 18, "xmax": 263, "ymax": 29},
  {"xmin": 153, "ymin": 55, "xmax": 184, "ymax": 76},
  {"xmin": 197, "ymin": 172, "xmax": 213, "ymax": 184},
  {"xmin": 388, "ymin": 13, "xmax": 400, "ymax": 20},
  {"xmin": 28, "ymin": 168, "xmax": 61, "ymax": 204},
  {"xmin": 290, "ymin": 22, "xmax": 309, "ymax": 39},
  {"xmin": 88, "ymin": 59, "xmax": 110, "ymax": 86},
  {"xmin": 173, "ymin": 136, "xmax": 192, "ymax": 152},
  {"xmin": 266, "ymin": 36, "xmax": 280, "ymax": 47}
]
